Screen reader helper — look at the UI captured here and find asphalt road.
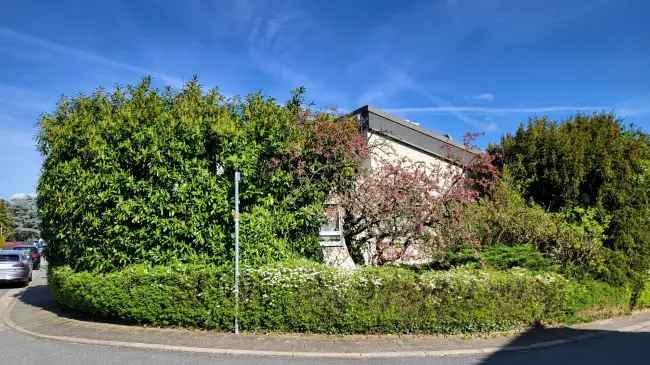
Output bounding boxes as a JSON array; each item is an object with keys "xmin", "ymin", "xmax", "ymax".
[
  {"xmin": 1, "ymin": 264, "xmax": 648, "ymax": 364},
  {"xmin": 0, "ymin": 326, "xmax": 648, "ymax": 365}
]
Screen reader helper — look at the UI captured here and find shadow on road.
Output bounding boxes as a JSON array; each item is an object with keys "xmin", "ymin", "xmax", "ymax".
[
  {"xmin": 477, "ymin": 326, "xmax": 648, "ymax": 364},
  {"xmin": 15, "ymin": 284, "xmax": 68, "ymax": 315},
  {"xmin": 0, "ymin": 282, "xmax": 27, "ymax": 289},
  {"xmin": 14, "ymin": 284, "xmax": 127, "ymax": 325}
]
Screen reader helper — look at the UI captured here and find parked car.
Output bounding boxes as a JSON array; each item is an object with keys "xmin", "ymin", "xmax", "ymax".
[
  {"xmin": 0, "ymin": 250, "xmax": 32, "ymax": 286},
  {"xmin": 8, "ymin": 245, "xmax": 41, "ymax": 270}
]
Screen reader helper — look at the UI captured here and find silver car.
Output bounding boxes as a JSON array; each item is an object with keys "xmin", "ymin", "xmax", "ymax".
[{"xmin": 0, "ymin": 250, "xmax": 33, "ymax": 286}]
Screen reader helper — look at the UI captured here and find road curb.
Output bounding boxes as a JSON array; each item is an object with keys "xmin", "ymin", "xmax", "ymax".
[{"xmin": 2, "ymin": 288, "xmax": 650, "ymax": 359}]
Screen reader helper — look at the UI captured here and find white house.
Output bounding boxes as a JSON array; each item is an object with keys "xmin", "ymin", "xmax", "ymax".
[{"xmin": 320, "ymin": 105, "xmax": 479, "ymax": 268}]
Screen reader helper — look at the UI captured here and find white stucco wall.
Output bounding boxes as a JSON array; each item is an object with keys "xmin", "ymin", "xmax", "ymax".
[{"xmin": 367, "ymin": 132, "xmax": 456, "ymax": 172}]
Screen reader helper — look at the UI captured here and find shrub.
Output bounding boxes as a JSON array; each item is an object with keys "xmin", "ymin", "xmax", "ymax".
[
  {"xmin": 489, "ymin": 113, "xmax": 649, "ymax": 212},
  {"xmin": 37, "ymin": 79, "xmax": 366, "ymax": 271},
  {"xmin": 637, "ymin": 283, "xmax": 650, "ymax": 309},
  {"xmin": 606, "ymin": 202, "xmax": 650, "ymax": 302},
  {"xmin": 482, "ymin": 244, "xmax": 555, "ymax": 271},
  {"xmin": 460, "ymin": 176, "xmax": 607, "ymax": 276},
  {"xmin": 50, "ymin": 262, "xmax": 573, "ymax": 334},
  {"xmin": 489, "ymin": 114, "xmax": 650, "ymax": 289},
  {"xmin": 565, "ymin": 279, "xmax": 631, "ymax": 322},
  {"xmin": 0, "ymin": 200, "xmax": 14, "ymax": 244}
]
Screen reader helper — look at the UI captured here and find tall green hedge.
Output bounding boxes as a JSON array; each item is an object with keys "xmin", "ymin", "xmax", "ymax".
[
  {"xmin": 50, "ymin": 261, "xmax": 578, "ymax": 334},
  {"xmin": 37, "ymin": 79, "xmax": 363, "ymax": 271}
]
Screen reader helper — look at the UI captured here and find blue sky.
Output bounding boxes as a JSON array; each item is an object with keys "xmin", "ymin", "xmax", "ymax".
[{"xmin": 1, "ymin": 0, "xmax": 650, "ymax": 198}]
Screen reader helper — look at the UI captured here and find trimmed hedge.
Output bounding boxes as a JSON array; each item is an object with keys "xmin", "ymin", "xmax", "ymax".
[
  {"xmin": 565, "ymin": 279, "xmax": 632, "ymax": 322},
  {"xmin": 50, "ymin": 261, "xmax": 580, "ymax": 334},
  {"xmin": 637, "ymin": 283, "xmax": 650, "ymax": 309}
]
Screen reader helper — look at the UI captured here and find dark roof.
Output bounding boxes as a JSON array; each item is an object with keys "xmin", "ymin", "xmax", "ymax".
[{"xmin": 350, "ymin": 105, "xmax": 479, "ymax": 166}]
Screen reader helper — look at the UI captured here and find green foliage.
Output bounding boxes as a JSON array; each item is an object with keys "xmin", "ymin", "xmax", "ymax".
[
  {"xmin": 0, "ymin": 199, "xmax": 15, "ymax": 243},
  {"xmin": 460, "ymin": 177, "xmax": 607, "ymax": 274},
  {"xmin": 489, "ymin": 114, "xmax": 650, "ymax": 287},
  {"xmin": 482, "ymin": 244, "xmax": 555, "ymax": 271},
  {"xmin": 440, "ymin": 244, "xmax": 482, "ymax": 269},
  {"xmin": 50, "ymin": 262, "xmax": 573, "ymax": 334},
  {"xmin": 490, "ymin": 114, "xmax": 649, "ymax": 212},
  {"xmin": 637, "ymin": 282, "xmax": 650, "ymax": 309},
  {"xmin": 3, "ymin": 195, "xmax": 39, "ymax": 242},
  {"xmin": 37, "ymin": 78, "xmax": 363, "ymax": 272},
  {"xmin": 238, "ymin": 205, "xmax": 322, "ymax": 266},
  {"xmin": 565, "ymin": 279, "xmax": 631, "ymax": 322},
  {"xmin": 606, "ymin": 202, "xmax": 650, "ymax": 300}
]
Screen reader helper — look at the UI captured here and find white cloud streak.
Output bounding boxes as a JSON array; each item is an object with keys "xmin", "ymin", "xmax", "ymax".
[
  {"xmin": 384, "ymin": 106, "xmax": 611, "ymax": 114},
  {"xmin": 473, "ymin": 93, "xmax": 495, "ymax": 101},
  {"xmin": 0, "ymin": 27, "xmax": 184, "ymax": 88}
]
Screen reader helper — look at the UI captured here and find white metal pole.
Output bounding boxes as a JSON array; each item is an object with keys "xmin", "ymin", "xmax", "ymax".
[{"xmin": 234, "ymin": 171, "xmax": 240, "ymax": 334}]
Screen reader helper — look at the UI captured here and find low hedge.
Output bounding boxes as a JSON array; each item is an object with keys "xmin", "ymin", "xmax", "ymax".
[
  {"xmin": 565, "ymin": 279, "xmax": 632, "ymax": 322},
  {"xmin": 49, "ymin": 260, "xmax": 583, "ymax": 334},
  {"xmin": 637, "ymin": 283, "xmax": 650, "ymax": 309}
]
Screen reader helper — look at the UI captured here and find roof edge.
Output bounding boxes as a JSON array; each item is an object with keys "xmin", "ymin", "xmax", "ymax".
[{"xmin": 350, "ymin": 105, "xmax": 480, "ymax": 155}]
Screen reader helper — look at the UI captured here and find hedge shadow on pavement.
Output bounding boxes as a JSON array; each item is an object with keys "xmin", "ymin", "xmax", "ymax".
[
  {"xmin": 477, "ymin": 326, "xmax": 648, "ymax": 365},
  {"xmin": 14, "ymin": 284, "xmax": 135, "ymax": 326}
]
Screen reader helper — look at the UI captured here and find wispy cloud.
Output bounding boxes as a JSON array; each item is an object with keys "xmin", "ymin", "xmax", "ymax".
[
  {"xmin": 363, "ymin": 66, "xmax": 502, "ymax": 133},
  {"xmin": 245, "ymin": 12, "xmax": 345, "ymax": 106},
  {"xmin": 0, "ymin": 27, "xmax": 184, "ymax": 87},
  {"xmin": 473, "ymin": 93, "xmax": 495, "ymax": 101},
  {"xmin": 384, "ymin": 105, "xmax": 610, "ymax": 114},
  {"xmin": 357, "ymin": 67, "xmax": 416, "ymax": 106},
  {"xmin": 247, "ymin": 12, "xmax": 308, "ymax": 87}
]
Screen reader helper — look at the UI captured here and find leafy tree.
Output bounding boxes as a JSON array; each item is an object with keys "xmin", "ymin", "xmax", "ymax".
[
  {"xmin": 342, "ymin": 149, "xmax": 497, "ymax": 265},
  {"xmin": 604, "ymin": 161, "xmax": 650, "ymax": 300},
  {"xmin": 6, "ymin": 195, "xmax": 40, "ymax": 241},
  {"xmin": 0, "ymin": 199, "xmax": 15, "ymax": 244},
  {"xmin": 489, "ymin": 113, "xmax": 650, "ymax": 290},
  {"xmin": 489, "ymin": 113, "xmax": 649, "ymax": 212},
  {"xmin": 37, "ymin": 78, "xmax": 366, "ymax": 271}
]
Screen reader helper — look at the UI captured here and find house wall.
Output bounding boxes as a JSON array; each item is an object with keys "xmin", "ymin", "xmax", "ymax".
[{"xmin": 367, "ymin": 131, "xmax": 456, "ymax": 172}]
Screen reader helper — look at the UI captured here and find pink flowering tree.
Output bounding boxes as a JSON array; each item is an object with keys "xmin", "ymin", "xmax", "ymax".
[{"xmin": 342, "ymin": 135, "xmax": 498, "ymax": 265}]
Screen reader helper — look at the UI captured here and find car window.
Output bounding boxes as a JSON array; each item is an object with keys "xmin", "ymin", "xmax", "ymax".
[{"xmin": 0, "ymin": 254, "xmax": 20, "ymax": 262}]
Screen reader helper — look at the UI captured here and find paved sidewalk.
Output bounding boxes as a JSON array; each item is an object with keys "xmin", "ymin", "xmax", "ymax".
[{"xmin": 3, "ymin": 268, "xmax": 650, "ymax": 358}]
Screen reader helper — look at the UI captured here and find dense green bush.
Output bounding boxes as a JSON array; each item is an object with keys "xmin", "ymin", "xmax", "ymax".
[
  {"xmin": 637, "ymin": 283, "xmax": 650, "ymax": 309},
  {"xmin": 488, "ymin": 114, "xmax": 650, "ymax": 290},
  {"xmin": 37, "ymin": 79, "xmax": 365, "ymax": 271},
  {"xmin": 482, "ymin": 244, "xmax": 555, "ymax": 271},
  {"xmin": 0, "ymin": 200, "xmax": 14, "ymax": 244},
  {"xmin": 50, "ymin": 261, "xmax": 575, "ymax": 334},
  {"xmin": 489, "ymin": 113, "xmax": 649, "ymax": 212},
  {"xmin": 459, "ymin": 177, "xmax": 607, "ymax": 273},
  {"xmin": 565, "ymin": 279, "xmax": 632, "ymax": 322}
]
